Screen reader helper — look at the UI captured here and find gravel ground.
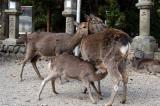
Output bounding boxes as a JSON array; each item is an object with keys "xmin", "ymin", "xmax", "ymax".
[{"xmin": 0, "ymin": 56, "xmax": 160, "ymax": 106}]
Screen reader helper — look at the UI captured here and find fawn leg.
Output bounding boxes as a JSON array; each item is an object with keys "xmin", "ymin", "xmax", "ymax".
[
  {"xmin": 51, "ymin": 79, "xmax": 59, "ymax": 94},
  {"xmin": 91, "ymin": 82, "xmax": 103, "ymax": 100},
  {"xmin": 97, "ymin": 81, "xmax": 101, "ymax": 94},
  {"xmin": 38, "ymin": 70, "xmax": 59, "ymax": 100},
  {"xmin": 83, "ymin": 81, "xmax": 96, "ymax": 104}
]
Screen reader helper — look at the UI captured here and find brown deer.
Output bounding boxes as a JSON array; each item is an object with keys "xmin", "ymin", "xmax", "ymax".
[
  {"xmin": 38, "ymin": 53, "xmax": 108, "ymax": 104},
  {"xmin": 136, "ymin": 58, "xmax": 160, "ymax": 75},
  {"xmin": 19, "ymin": 22, "xmax": 88, "ymax": 81},
  {"xmin": 80, "ymin": 15, "xmax": 132, "ymax": 106}
]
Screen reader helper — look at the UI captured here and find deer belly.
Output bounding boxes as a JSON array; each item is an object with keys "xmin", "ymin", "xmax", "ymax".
[{"xmin": 37, "ymin": 48, "xmax": 55, "ymax": 56}]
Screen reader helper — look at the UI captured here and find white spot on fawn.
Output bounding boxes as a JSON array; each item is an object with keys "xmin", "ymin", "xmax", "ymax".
[
  {"xmin": 120, "ymin": 43, "xmax": 130, "ymax": 55},
  {"xmin": 114, "ymin": 85, "xmax": 119, "ymax": 91}
]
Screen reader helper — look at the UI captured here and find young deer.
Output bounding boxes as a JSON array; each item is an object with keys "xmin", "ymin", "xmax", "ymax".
[
  {"xmin": 38, "ymin": 53, "xmax": 107, "ymax": 104},
  {"xmin": 19, "ymin": 22, "xmax": 88, "ymax": 81}
]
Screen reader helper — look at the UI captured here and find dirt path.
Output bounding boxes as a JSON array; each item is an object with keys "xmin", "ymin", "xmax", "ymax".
[{"xmin": 0, "ymin": 56, "xmax": 160, "ymax": 106}]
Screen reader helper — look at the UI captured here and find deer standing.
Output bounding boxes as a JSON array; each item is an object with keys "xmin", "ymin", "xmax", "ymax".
[
  {"xmin": 19, "ymin": 22, "xmax": 88, "ymax": 81},
  {"xmin": 38, "ymin": 53, "xmax": 108, "ymax": 104},
  {"xmin": 80, "ymin": 14, "xmax": 132, "ymax": 106}
]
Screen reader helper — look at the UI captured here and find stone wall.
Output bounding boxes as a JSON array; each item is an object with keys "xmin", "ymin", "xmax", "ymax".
[
  {"xmin": 0, "ymin": 43, "xmax": 25, "ymax": 57},
  {"xmin": 154, "ymin": 48, "xmax": 160, "ymax": 60}
]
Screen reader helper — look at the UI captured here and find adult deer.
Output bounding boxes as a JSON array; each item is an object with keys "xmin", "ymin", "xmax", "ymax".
[
  {"xmin": 19, "ymin": 22, "xmax": 88, "ymax": 81},
  {"xmin": 80, "ymin": 14, "xmax": 132, "ymax": 106}
]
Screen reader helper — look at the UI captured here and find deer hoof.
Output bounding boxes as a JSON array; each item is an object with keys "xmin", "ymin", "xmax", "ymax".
[
  {"xmin": 20, "ymin": 78, "xmax": 24, "ymax": 82},
  {"xmin": 105, "ymin": 102, "xmax": 112, "ymax": 106},
  {"xmin": 54, "ymin": 91, "xmax": 59, "ymax": 95},
  {"xmin": 99, "ymin": 96, "xmax": 103, "ymax": 100},
  {"xmin": 38, "ymin": 97, "xmax": 41, "ymax": 101},
  {"xmin": 39, "ymin": 77, "xmax": 44, "ymax": 80},
  {"xmin": 92, "ymin": 101, "xmax": 97, "ymax": 104},
  {"xmin": 120, "ymin": 99, "xmax": 126, "ymax": 104}
]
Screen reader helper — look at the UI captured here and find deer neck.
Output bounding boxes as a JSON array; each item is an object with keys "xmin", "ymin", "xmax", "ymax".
[
  {"xmin": 92, "ymin": 71, "xmax": 107, "ymax": 81},
  {"xmin": 69, "ymin": 32, "xmax": 83, "ymax": 49}
]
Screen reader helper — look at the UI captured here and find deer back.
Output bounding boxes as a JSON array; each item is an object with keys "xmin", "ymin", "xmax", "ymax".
[
  {"xmin": 50, "ymin": 53, "xmax": 96, "ymax": 79},
  {"xmin": 80, "ymin": 28, "xmax": 131, "ymax": 65}
]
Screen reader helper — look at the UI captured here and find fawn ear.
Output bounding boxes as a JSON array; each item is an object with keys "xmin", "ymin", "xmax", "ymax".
[{"xmin": 74, "ymin": 21, "xmax": 79, "ymax": 27}]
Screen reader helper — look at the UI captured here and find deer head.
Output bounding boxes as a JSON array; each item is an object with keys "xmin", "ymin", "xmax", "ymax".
[
  {"xmin": 85, "ymin": 14, "xmax": 107, "ymax": 34},
  {"xmin": 74, "ymin": 21, "xmax": 89, "ymax": 37}
]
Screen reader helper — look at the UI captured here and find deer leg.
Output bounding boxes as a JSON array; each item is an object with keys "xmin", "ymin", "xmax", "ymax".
[
  {"xmin": 83, "ymin": 87, "xmax": 88, "ymax": 94},
  {"xmin": 20, "ymin": 50, "xmax": 34, "ymax": 81},
  {"xmin": 20, "ymin": 59, "xmax": 27, "ymax": 81},
  {"xmin": 120, "ymin": 70, "xmax": 128, "ymax": 104},
  {"xmin": 83, "ymin": 81, "xmax": 101, "ymax": 95},
  {"xmin": 83, "ymin": 81, "xmax": 96, "ymax": 104},
  {"xmin": 97, "ymin": 81, "xmax": 101, "ymax": 95},
  {"xmin": 51, "ymin": 79, "xmax": 59, "ymax": 94},
  {"xmin": 90, "ymin": 82, "xmax": 103, "ymax": 100},
  {"xmin": 105, "ymin": 78, "xmax": 120, "ymax": 106},
  {"xmin": 59, "ymin": 74, "xmax": 70, "ymax": 84},
  {"xmin": 31, "ymin": 55, "xmax": 44, "ymax": 80},
  {"xmin": 38, "ymin": 71, "xmax": 59, "ymax": 100}
]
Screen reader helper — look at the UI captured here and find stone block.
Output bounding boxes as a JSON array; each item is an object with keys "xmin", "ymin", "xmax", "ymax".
[
  {"xmin": 134, "ymin": 50, "xmax": 144, "ymax": 58},
  {"xmin": 7, "ymin": 45, "xmax": 14, "ymax": 53},
  {"xmin": 131, "ymin": 35, "xmax": 158, "ymax": 59},
  {"xmin": 154, "ymin": 51, "xmax": 160, "ymax": 60},
  {"xmin": 13, "ymin": 45, "xmax": 20, "ymax": 54},
  {"xmin": 3, "ymin": 45, "xmax": 8, "ymax": 52},
  {"xmin": 131, "ymin": 36, "xmax": 158, "ymax": 51},
  {"xmin": 19, "ymin": 46, "xmax": 26, "ymax": 54},
  {"xmin": 2, "ymin": 38, "xmax": 16, "ymax": 45}
]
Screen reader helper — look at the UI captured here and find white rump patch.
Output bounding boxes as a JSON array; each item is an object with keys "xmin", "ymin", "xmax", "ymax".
[{"xmin": 120, "ymin": 43, "xmax": 131, "ymax": 55}]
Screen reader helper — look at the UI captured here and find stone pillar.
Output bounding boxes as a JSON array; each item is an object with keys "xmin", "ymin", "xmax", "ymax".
[
  {"xmin": 74, "ymin": 0, "xmax": 82, "ymax": 56},
  {"xmin": 62, "ymin": 0, "xmax": 77, "ymax": 35},
  {"xmin": 2, "ymin": 1, "xmax": 21, "ymax": 45},
  {"xmin": 65, "ymin": 17, "xmax": 75, "ymax": 34},
  {"xmin": 131, "ymin": 0, "xmax": 158, "ymax": 59},
  {"xmin": 0, "ymin": 11, "xmax": 2, "ymax": 39}
]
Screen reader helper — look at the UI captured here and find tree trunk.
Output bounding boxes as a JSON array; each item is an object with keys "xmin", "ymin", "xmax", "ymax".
[{"xmin": 47, "ymin": 7, "xmax": 52, "ymax": 32}]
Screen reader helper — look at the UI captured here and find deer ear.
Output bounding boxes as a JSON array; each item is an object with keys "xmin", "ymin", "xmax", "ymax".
[
  {"xmin": 84, "ymin": 14, "xmax": 90, "ymax": 21},
  {"xmin": 90, "ymin": 14, "xmax": 96, "ymax": 18},
  {"xmin": 74, "ymin": 21, "xmax": 79, "ymax": 27}
]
